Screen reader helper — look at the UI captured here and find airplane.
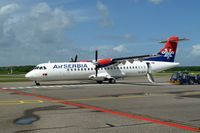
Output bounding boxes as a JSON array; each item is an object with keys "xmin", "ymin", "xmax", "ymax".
[{"xmin": 25, "ymin": 36, "xmax": 188, "ymax": 85}]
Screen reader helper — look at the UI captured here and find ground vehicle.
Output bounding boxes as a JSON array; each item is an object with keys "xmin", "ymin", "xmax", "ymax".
[{"xmin": 170, "ymin": 72, "xmax": 200, "ymax": 85}]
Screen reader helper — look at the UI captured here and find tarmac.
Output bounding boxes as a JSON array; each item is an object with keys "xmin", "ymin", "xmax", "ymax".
[{"xmin": 0, "ymin": 76, "xmax": 200, "ymax": 133}]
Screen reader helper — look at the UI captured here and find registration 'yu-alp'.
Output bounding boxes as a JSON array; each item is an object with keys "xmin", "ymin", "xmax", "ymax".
[{"xmin": 25, "ymin": 36, "xmax": 188, "ymax": 85}]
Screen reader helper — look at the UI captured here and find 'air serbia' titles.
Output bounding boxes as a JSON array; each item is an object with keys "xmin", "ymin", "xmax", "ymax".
[{"xmin": 53, "ymin": 64, "xmax": 88, "ymax": 69}]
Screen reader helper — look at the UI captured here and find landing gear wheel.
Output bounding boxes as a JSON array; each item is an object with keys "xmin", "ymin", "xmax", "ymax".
[
  {"xmin": 108, "ymin": 79, "xmax": 116, "ymax": 84},
  {"xmin": 35, "ymin": 81, "xmax": 40, "ymax": 86},
  {"xmin": 97, "ymin": 81, "xmax": 103, "ymax": 84}
]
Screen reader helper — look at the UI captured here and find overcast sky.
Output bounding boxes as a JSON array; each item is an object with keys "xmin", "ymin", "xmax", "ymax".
[{"xmin": 0, "ymin": 0, "xmax": 200, "ymax": 66}]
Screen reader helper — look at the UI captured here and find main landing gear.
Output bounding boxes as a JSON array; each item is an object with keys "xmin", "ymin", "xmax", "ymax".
[
  {"xmin": 96, "ymin": 81, "xmax": 103, "ymax": 84},
  {"xmin": 96, "ymin": 79, "xmax": 116, "ymax": 84},
  {"xmin": 35, "ymin": 81, "xmax": 40, "ymax": 86},
  {"xmin": 108, "ymin": 78, "xmax": 116, "ymax": 84}
]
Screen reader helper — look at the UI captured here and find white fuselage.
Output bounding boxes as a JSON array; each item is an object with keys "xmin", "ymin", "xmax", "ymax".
[{"xmin": 25, "ymin": 61, "xmax": 179, "ymax": 82}]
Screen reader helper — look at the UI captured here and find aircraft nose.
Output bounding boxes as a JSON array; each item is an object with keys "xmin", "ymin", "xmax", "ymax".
[
  {"xmin": 25, "ymin": 73, "xmax": 29, "ymax": 78},
  {"xmin": 25, "ymin": 72, "xmax": 32, "ymax": 79}
]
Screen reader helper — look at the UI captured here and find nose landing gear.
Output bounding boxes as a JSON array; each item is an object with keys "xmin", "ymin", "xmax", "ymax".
[{"xmin": 35, "ymin": 81, "xmax": 40, "ymax": 86}]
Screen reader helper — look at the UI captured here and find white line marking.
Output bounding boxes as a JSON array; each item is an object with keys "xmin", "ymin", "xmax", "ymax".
[
  {"xmin": 1, "ymin": 88, "xmax": 8, "ymax": 90},
  {"xmin": 10, "ymin": 87, "xmax": 17, "ymax": 90},
  {"xmin": 4, "ymin": 82, "xmax": 168, "ymax": 90},
  {"xmin": 5, "ymin": 84, "xmax": 108, "ymax": 90},
  {"xmin": 26, "ymin": 86, "xmax": 33, "ymax": 89}
]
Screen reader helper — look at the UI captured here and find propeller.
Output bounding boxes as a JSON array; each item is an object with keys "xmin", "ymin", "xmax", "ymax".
[
  {"xmin": 146, "ymin": 62, "xmax": 155, "ymax": 83},
  {"xmin": 70, "ymin": 55, "xmax": 78, "ymax": 62},
  {"xmin": 95, "ymin": 50, "xmax": 98, "ymax": 77},
  {"xmin": 74, "ymin": 55, "xmax": 78, "ymax": 62}
]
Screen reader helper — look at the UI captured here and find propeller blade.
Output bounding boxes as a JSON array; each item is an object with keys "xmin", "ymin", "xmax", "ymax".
[
  {"xmin": 95, "ymin": 50, "xmax": 98, "ymax": 62},
  {"xmin": 75, "ymin": 55, "xmax": 78, "ymax": 62},
  {"xmin": 95, "ymin": 67, "xmax": 98, "ymax": 77},
  {"xmin": 95, "ymin": 50, "xmax": 98, "ymax": 77},
  {"xmin": 70, "ymin": 57, "xmax": 74, "ymax": 62}
]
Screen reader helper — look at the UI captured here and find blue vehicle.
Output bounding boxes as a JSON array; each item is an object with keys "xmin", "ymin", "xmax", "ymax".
[{"xmin": 170, "ymin": 72, "xmax": 200, "ymax": 85}]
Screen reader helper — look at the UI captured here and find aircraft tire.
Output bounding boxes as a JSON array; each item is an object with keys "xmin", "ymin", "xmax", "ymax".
[
  {"xmin": 109, "ymin": 79, "xmax": 116, "ymax": 84},
  {"xmin": 35, "ymin": 81, "xmax": 40, "ymax": 86},
  {"xmin": 97, "ymin": 81, "xmax": 103, "ymax": 84}
]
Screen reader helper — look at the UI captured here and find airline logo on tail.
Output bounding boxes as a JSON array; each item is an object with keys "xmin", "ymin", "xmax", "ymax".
[{"xmin": 161, "ymin": 48, "xmax": 175, "ymax": 60}]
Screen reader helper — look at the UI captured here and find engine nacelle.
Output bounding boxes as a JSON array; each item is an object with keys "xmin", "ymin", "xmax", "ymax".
[{"xmin": 97, "ymin": 58, "xmax": 113, "ymax": 67}]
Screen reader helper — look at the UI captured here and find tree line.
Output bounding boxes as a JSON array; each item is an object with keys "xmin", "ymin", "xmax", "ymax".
[
  {"xmin": 0, "ymin": 65, "xmax": 35, "ymax": 74},
  {"xmin": 165, "ymin": 66, "xmax": 200, "ymax": 72}
]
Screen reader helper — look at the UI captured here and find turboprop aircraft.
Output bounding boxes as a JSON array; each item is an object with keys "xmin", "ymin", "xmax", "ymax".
[{"xmin": 25, "ymin": 36, "xmax": 188, "ymax": 85}]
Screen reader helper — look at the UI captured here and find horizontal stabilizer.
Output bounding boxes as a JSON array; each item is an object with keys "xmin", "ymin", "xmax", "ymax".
[{"xmin": 159, "ymin": 38, "xmax": 189, "ymax": 43}]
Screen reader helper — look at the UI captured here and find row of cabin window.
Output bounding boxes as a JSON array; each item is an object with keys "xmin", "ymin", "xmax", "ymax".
[{"xmin": 66, "ymin": 66, "xmax": 146, "ymax": 71}]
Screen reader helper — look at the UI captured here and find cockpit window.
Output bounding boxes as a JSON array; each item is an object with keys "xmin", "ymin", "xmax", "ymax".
[
  {"xmin": 34, "ymin": 66, "xmax": 47, "ymax": 70},
  {"xmin": 34, "ymin": 66, "xmax": 39, "ymax": 69}
]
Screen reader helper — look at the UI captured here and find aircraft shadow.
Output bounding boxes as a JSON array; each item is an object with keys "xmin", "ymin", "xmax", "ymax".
[
  {"xmin": 30, "ymin": 80, "xmax": 169, "ymax": 87},
  {"xmin": 116, "ymin": 82, "xmax": 169, "ymax": 86}
]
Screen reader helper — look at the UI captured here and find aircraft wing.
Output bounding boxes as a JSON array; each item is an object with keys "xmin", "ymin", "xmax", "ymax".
[
  {"xmin": 96, "ymin": 54, "xmax": 160, "ymax": 67},
  {"xmin": 112, "ymin": 54, "xmax": 159, "ymax": 64}
]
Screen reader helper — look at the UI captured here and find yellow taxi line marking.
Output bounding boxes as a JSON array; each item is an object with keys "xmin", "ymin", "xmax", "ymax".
[{"xmin": 19, "ymin": 100, "xmax": 25, "ymax": 104}]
